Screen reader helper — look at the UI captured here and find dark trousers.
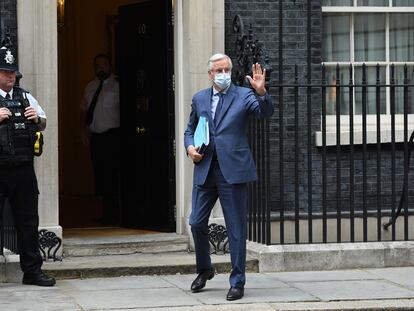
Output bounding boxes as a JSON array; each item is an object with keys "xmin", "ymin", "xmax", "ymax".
[
  {"xmin": 0, "ymin": 162, "xmax": 43, "ymax": 274},
  {"xmin": 90, "ymin": 128, "xmax": 121, "ymax": 222},
  {"xmin": 190, "ymin": 160, "xmax": 248, "ymax": 288}
]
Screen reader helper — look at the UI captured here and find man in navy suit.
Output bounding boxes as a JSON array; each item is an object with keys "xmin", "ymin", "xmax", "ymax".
[{"xmin": 184, "ymin": 53, "xmax": 273, "ymax": 300}]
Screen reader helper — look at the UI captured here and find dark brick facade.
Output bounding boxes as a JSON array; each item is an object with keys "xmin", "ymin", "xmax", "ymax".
[{"xmin": 225, "ymin": 0, "xmax": 413, "ymax": 217}]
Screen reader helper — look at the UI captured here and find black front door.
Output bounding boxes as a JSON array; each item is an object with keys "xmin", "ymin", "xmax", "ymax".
[{"xmin": 117, "ymin": 0, "xmax": 175, "ymax": 231}]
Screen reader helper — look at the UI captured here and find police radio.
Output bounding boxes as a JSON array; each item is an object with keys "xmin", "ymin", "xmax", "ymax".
[{"xmin": 34, "ymin": 131, "xmax": 43, "ymax": 156}]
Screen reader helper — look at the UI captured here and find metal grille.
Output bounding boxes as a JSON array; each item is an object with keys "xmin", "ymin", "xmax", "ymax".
[
  {"xmin": 244, "ymin": 0, "xmax": 414, "ymax": 245},
  {"xmin": 248, "ymin": 64, "xmax": 414, "ymax": 245},
  {"xmin": 0, "ymin": 196, "xmax": 19, "ymax": 255}
]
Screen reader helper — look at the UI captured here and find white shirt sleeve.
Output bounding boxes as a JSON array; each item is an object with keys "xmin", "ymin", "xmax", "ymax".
[{"xmin": 26, "ymin": 92, "xmax": 47, "ymax": 119}]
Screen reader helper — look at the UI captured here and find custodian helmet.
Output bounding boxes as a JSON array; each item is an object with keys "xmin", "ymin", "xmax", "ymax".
[{"xmin": 0, "ymin": 47, "xmax": 17, "ymax": 72}]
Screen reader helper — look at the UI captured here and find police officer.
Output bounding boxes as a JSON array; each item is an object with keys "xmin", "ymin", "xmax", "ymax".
[{"xmin": 0, "ymin": 46, "xmax": 55, "ymax": 286}]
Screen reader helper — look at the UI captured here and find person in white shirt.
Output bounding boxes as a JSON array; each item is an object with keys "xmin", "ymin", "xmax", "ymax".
[{"xmin": 82, "ymin": 54, "xmax": 121, "ymax": 225}]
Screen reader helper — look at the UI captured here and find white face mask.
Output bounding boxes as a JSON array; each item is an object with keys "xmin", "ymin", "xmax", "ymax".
[{"xmin": 213, "ymin": 72, "xmax": 231, "ymax": 90}]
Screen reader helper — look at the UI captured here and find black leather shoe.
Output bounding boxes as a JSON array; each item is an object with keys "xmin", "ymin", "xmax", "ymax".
[
  {"xmin": 190, "ymin": 269, "xmax": 215, "ymax": 293},
  {"xmin": 23, "ymin": 271, "xmax": 56, "ymax": 287},
  {"xmin": 226, "ymin": 287, "xmax": 244, "ymax": 301}
]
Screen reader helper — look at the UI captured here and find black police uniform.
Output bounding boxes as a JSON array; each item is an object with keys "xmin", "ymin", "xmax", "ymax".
[{"xmin": 0, "ymin": 47, "xmax": 55, "ymax": 286}]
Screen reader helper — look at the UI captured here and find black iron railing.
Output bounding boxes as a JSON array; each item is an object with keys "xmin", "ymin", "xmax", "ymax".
[
  {"xmin": 230, "ymin": 0, "xmax": 414, "ymax": 245},
  {"xmin": 248, "ymin": 63, "xmax": 414, "ymax": 245},
  {"xmin": 0, "ymin": 196, "xmax": 19, "ymax": 255}
]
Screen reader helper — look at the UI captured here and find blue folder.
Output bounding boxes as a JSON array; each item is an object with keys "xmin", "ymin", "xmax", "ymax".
[{"xmin": 194, "ymin": 116, "xmax": 209, "ymax": 154}]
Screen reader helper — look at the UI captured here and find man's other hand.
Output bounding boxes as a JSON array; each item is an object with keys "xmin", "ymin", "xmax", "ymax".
[
  {"xmin": 187, "ymin": 145, "xmax": 204, "ymax": 163},
  {"xmin": 24, "ymin": 106, "xmax": 39, "ymax": 123},
  {"xmin": 0, "ymin": 107, "xmax": 11, "ymax": 122}
]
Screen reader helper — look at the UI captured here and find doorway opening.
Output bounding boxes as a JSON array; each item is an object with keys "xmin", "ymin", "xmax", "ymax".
[{"xmin": 58, "ymin": 0, "xmax": 175, "ymax": 233}]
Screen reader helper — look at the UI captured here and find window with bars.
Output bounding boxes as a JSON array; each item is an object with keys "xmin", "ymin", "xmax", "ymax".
[{"xmin": 322, "ymin": 0, "xmax": 414, "ymax": 120}]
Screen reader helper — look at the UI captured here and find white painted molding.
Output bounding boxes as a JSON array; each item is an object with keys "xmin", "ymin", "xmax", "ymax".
[{"xmin": 17, "ymin": 0, "xmax": 59, "ymax": 227}]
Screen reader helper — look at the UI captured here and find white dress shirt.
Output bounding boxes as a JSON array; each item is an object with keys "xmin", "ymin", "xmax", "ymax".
[
  {"xmin": 83, "ymin": 73, "xmax": 120, "ymax": 134},
  {"xmin": 211, "ymin": 86, "xmax": 229, "ymax": 119}
]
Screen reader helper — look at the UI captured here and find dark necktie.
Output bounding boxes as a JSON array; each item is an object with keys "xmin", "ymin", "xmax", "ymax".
[
  {"xmin": 86, "ymin": 80, "xmax": 103, "ymax": 125},
  {"xmin": 5, "ymin": 93, "xmax": 10, "ymax": 99},
  {"xmin": 214, "ymin": 93, "xmax": 224, "ymax": 125}
]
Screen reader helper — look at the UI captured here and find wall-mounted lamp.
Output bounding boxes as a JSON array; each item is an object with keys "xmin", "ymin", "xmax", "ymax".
[{"xmin": 57, "ymin": 0, "xmax": 65, "ymax": 31}]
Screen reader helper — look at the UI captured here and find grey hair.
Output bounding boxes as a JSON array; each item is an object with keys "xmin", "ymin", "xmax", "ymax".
[{"xmin": 207, "ymin": 53, "xmax": 233, "ymax": 71}]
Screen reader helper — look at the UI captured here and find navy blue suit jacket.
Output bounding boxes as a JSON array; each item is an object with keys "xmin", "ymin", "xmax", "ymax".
[{"xmin": 184, "ymin": 83, "xmax": 274, "ymax": 185}]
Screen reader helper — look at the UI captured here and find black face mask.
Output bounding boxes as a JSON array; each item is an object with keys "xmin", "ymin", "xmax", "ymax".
[{"xmin": 96, "ymin": 70, "xmax": 110, "ymax": 81}]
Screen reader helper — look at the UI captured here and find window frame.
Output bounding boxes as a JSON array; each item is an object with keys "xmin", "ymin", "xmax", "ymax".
[{"xmin": 319, "ymin": 1, "xmax": 414, "ymax": 145}]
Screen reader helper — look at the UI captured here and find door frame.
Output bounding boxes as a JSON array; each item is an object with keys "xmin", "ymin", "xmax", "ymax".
[{"xmin": 173, "ymin": 0, "xmax": 225, "ymax": 236}]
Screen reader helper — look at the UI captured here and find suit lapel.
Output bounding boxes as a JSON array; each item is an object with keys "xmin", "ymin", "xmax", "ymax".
[
  {"xmin": 204, "ymin": 88, "xmax": 214, "ymax": 127},
  {"xmin": 215, "ymin": 84, "xmax": 236, "ymax": 128}
]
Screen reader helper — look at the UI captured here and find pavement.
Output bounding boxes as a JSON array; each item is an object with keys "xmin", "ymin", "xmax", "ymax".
[{"xmin": 4, "ymin": 267, "xmax": 414, "ymax": 310}]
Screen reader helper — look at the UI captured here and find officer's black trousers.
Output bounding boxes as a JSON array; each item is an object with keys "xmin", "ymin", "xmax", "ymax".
[
  {"xmin": 0, "ymin": 162, "xmax": 43, "ymax": 275},
  {"xmin": 90, "ymin": 127, "xmax": 121, "ymax": 223}
]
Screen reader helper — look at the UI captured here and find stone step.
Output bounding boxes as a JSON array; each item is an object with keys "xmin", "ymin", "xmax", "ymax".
[
  {"xmin": 42, "ymin": 252, "xmax": 259, "ymax": 280},
  {"xmin": 62, "ymin": 233, "xmax": 189, "ymax": 257}
]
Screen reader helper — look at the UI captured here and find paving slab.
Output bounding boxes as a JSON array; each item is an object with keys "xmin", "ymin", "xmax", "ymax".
[
  {"xmin": 268, "ymin": 299, "xmax": 414, "ymax": 311},
  {"xmin": 192, "ymin": 287, "xmax": 317, "ymax": 305},
  {"xmin": 0, "ymin": 283, "xmax": 80, "ymax": 311},
  {"xmin": 162, "ymin": 273, "xmax": 289, "ymax": 291},
  {"xmin": 364, "ymin": 267, "xmax": 414, "ymax": 290},
  {"xmin": 62, "ymin": 287, "xmax": 201, "ymax": 309},
  {"xmin": 59, "ymin": 275, "xmax": 174, "ymax": 291},
  {"xmin": 162, "ymin": 273, "xmax": 230, "ymax": 291},
  {"xmin": 292, "ymin": 279, "xmax": 414, "ymax": 301},
  {"xmin": 109, "ymin": 304, "xmax": 275, "ymax": 311},
  {"xmin": 3, "ymin": 269, "xmax": 414, "ymax": 310},
  {"xmin": 266, "ymin": 269, "xmax": 381, "ymax": 283},
  {"xmin": 109, "ymin": 300, "xmax": 414, "ymax": 311}
]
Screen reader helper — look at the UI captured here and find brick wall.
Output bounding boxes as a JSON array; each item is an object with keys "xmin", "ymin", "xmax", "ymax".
[
  {"xmin": 225, "ymin": 0, "xmax": 413, "ymax": 216},
  {"xmin": 0, "ymin": 0, "xmax": 18, "ymax": 61}
]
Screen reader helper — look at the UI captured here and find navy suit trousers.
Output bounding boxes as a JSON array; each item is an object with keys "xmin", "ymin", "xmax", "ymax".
[{"xmin": 190, "ymin": 159, "xmax": 248, "ymax": 288}]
